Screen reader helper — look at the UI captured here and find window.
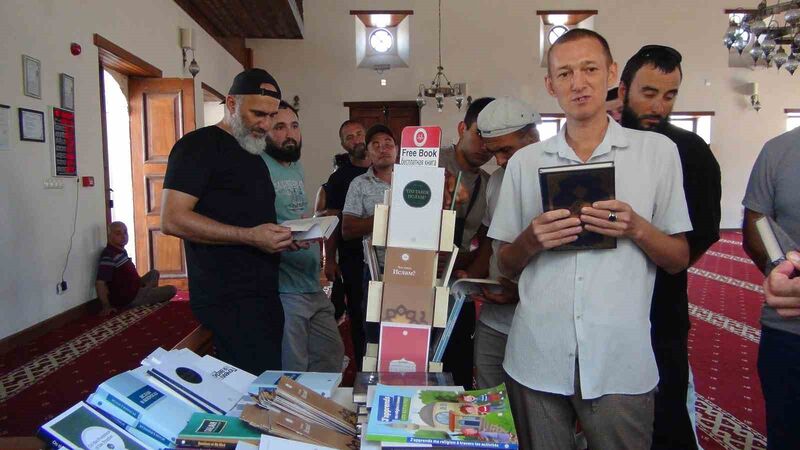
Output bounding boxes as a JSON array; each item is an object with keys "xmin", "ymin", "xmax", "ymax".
[
  {"xmin": 369, "ymin": 28, "xmax": 393, "ymax": 53},
  {"xmin": 786, "ymin": 109, "xmax": 800, "ymax": 131},
  {"xmin": 668, "ymin": 112, "xmax": 713, "ymax": 144},
  {"xmin": 548, "ymin": 25, "xmax": 568, "ymax": 45},
  {"xmin": 538, "ymin": 115, "xmax": 566, "ymax": 141}
]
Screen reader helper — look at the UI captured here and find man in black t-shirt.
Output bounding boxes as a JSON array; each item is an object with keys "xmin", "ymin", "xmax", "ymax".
[
  {"xmin": 317, "ymin": 120, "xmax": 370, "ymax": 369},
  {"xmin": 162, "ymin": 69, "xmax": 302, "ymax": 374},
  {"xmin": 619, "ymin": 46, "xmax": 721, "ymax": 450}
]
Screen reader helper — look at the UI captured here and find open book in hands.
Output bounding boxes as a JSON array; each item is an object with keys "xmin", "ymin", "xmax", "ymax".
[{"xmin": 281, "ymin": 216, "xmax": 339, "ymax": 241}]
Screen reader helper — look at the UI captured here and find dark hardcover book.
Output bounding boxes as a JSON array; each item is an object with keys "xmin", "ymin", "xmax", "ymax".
[
  {"xmin": 352, "ymin": 371, "xmax": 455, "ymax": 404},
  {"xmin": 539, "ymin": 162, "xmax": 616, "ymax": 251}
]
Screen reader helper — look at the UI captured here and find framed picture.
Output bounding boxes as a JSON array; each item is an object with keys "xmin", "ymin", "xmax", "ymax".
[
  {"xmin": 18, "ymin": 108, "xmax": 45, "ymax": 142},
  {"xmin": 60, "ymin": 74, "xmax": 75, "ymax": 111},
  {"xmin": 22, "ymin": 55, "xmax": 41, "ymax": 99}
]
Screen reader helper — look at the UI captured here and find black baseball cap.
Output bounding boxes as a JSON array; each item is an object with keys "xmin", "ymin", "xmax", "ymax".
[
  {"xmin": 365, "ymin": 124, "xmax": 395, "ymax": 145},
  {"xmin": 228, "ymin": 68, "xmax": 281, "ymax": 99}
]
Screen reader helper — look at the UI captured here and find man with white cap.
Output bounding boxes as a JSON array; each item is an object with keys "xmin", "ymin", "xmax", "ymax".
[{"xmin": 459, "ymin": 97, "xmax": 540, "ymax": 389}]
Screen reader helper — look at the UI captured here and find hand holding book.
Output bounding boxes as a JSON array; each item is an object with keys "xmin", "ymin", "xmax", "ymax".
[
  {"xmin": 579, "ymin": 199, "xmax": 642, "ymax": 239},
  {"xmin": 527, "ymin": 209, "xmax": 583, "ymax": 251}
]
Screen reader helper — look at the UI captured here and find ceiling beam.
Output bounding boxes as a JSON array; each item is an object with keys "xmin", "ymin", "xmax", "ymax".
[{"xmin": 174, "ymin": 0, "xmax": 250, "ymax": 68}]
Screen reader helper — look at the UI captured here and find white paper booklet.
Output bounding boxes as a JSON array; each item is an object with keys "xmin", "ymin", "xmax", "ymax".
[
  {"xmin": 282, "ymin": 216, "xmax": 339, "ymax": 241},
  {"xmin": 386, "ymin": 165, "xmax": 445, "ymax": 251}
]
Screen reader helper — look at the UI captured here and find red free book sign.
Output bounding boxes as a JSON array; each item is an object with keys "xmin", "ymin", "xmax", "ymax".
[{"xmin": 399, "ymin": 126, "xmax": 442, "ymax": 167}]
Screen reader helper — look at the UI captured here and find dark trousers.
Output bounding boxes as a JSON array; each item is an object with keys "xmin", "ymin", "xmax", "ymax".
[
  {"xmin": 340, "ymin": 252, "xmax": 366, "ymax": 369},
  {"xmin": 442, "ymin": 301, "xmax": 476, "ymax": 389},
  {"xmin": 192, "ymin": 296, "xmax": 283, "ymax": 375},
  {"xmin": 651, "ymin": 333, "xmax": 697, "ymax": 450},
  {"xmin": 758, "ymin": 325, "xmax": 800, "ymax": 450}
]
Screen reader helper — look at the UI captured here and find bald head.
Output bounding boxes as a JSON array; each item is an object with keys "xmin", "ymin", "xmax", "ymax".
[{"xmin": 108, "ymin": 222, "xmax": 128, "ymax": 248}]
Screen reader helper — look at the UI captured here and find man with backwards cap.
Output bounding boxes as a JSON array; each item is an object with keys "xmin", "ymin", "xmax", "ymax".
[
  {"xmin": 162, "ymin": 69, "xmax": 301, "ymax": 374},
  {"xmin": 460, "ymin": 97, "xmax": 540, "ymax": 389}
]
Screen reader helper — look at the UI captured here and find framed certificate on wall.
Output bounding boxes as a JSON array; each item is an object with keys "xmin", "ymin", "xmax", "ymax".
[
  {"xmin": 18, "ymin": 107, "xmax": 45, "ymax": 142},
  {"xmin": 22, "ymin": 55, "xmax": 41, "ymax": 99},
  {"xmin": 60, "ymin": 74, "xmax": 75, "ymax": 111}
]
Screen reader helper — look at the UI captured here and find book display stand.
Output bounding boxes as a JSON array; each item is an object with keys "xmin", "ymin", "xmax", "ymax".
[{"xmin": 361, "ymin": 126, "xmax": 459, "ymax": 374}]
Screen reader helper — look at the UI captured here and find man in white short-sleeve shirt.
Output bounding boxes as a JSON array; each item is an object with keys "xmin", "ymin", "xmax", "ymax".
[
  {"xmin": 459, "ymin": 97, "xmax": 541, "ymax": 389},
  {"xmin": 488, "ymin": 29, "xmax": 692, "ymax": 450}
]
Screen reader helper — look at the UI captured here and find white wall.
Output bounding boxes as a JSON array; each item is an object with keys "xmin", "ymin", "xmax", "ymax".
[
  {"xmin": 0, "ymin": 0, "xmax": 243, "ymax": 339},
  {"xmin": 250, "ymin": 0, "xmax": 800, "ymax": 230}
]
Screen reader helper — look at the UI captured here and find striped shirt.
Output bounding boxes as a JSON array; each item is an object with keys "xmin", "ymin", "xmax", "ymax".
[{"xmin": 97, "ymin": 245, "xmax": 141, "ymax": 307}]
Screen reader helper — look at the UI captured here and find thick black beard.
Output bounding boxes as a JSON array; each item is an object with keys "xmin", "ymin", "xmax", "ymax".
[
  {"xmin": 621, "ymin": 97, "xmax": 668, "ymax": 133},
  {"xmin": 265, "ymin": 138, "xmax": 302, "ymax": 162},
  {"xmin": 350, "ymin": 142, "xmax": 367, "ymax": 160}
]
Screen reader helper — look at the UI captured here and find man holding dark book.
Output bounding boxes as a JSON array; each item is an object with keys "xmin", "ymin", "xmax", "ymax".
[
  {"xmin": 619, "ymin": 45, "xmax": 721, "ymax": 450},
  {"xmin": 460, "ymin": 97, "xmax": 541, "ymax": 389},
  {"xmin": 488, "ymin": 29, "xmax": 692, "ymax": 450}
]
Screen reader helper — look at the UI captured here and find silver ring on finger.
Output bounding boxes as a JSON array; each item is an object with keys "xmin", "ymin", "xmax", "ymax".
[{"xmin": 608, "ymin": 212, "xmax": 617, "ymax": 222}]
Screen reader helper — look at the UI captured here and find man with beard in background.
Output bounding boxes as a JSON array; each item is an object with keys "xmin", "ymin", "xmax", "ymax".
[
  {"xmin": 263, "ymin": 101, "xmax": 344, "ymax": 371},
  {"xmin": 619, "ymin": 45, "xmax": 721, "ymax": 450},
  {"xmin": 162, "ymin": 69, "xmax": 297, "ymax": 374},
  {"xmin": 319, "ymin": 120, "xmax": 370, "ymax": 368}
]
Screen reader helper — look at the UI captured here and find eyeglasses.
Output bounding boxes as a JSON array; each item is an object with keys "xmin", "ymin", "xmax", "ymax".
[{"xmin": 636, "ymin": 45, "xmax": 682, "ymax": 63}]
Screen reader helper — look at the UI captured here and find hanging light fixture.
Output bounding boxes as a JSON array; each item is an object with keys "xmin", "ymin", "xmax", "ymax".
[
  {"xmin": 417, "ymin": 0, "xmax": 465, "ymax": 112},
  {"xmin": 723, "ymin": 1, "xmax": 800, "ymax": 76}
]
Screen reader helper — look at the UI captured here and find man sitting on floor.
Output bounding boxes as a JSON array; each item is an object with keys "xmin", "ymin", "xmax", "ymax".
[{"xmin": 96, "ymin": 221, "xmax": 177, "ymax": 316}]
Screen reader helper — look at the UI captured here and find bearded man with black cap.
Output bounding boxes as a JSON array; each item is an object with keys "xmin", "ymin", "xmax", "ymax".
[
  {"xmin": 162, "ymin": 69, "xmax": 299, "ymax": 374},
  {"xmin": 619, "ymin": 45, "xmax": 721, "ymax": 450}
]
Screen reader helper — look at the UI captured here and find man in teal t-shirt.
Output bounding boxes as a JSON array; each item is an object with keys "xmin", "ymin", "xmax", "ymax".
[{"xmin": 262, "ymin": 101, "xmax": 344, "ymax": 372}]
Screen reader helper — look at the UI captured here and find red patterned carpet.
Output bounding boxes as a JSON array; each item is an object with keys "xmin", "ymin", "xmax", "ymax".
[
  {"xmin": 0, "ymin": 231, "xmax": 769, "ymax": 450},
  {"xmin": 0, "ymin": 301, "xmax": 198, "ymax": 436},
  {"xmin": 690, "ymin": 231, "xmax": 767, "ymax": 450}
]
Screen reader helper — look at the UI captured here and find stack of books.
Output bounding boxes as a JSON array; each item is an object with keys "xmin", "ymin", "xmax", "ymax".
[
  {"xmin": 39, "ymin": 348, "xmax": 256, "ymax": 449},
  {"xmin": 239, "ymin": 376, "xmax": 358, "ymax": 449},
  {"xmin": 37, "ymin": 347, "xmax": 356, "ymax": 450}
]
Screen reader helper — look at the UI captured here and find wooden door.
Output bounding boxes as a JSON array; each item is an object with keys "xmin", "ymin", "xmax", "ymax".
[
  {"xmin": 128, "ymin": 78, "xmax": 195, "ymax": 290},
  {"xmin": 344, "ymin": 101, "xmax": 421, "ymax": 143}
]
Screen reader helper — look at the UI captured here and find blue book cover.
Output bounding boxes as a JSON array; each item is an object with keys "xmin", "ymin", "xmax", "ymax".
[
  {"xmin": 248, "ymin": 370, "xmax": 341, "ymax": 397},
  {"xmin": 87, "ymin": 393, "xmax": 171, "ymax": 449},
  {"xmin": 95, "ymin": 368, "xmax": 199, "ymax": 444},
  {"xmin": 366, "ymin": 384, "xmax": 518, "ymax": 449}
]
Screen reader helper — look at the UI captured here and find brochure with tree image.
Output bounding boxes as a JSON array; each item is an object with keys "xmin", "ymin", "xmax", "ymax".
[{"xmin": 366, "ymin": 384, "xmax": 518, "ymax": 449}]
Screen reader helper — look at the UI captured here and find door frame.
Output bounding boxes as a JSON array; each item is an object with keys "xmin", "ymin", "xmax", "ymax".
[{"xmin": 94, "ymin": 33, "xmax": 162, "ymax": 228}]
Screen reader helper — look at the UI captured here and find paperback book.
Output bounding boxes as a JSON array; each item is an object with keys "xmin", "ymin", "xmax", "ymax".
[
  {"xmin": 365, "ymin": 384, "xmax": 518, "ymax": 449},
  {"xmin": 283, "ymin": 216, "xmax": 339, "ymax": 241},
  {"xmin": 39, "ymin": 402, "xmax": 151, "ymax": 450},
  {"xmin": 177, "ymin": 412, "xmax": 261, "ymax": 449}
]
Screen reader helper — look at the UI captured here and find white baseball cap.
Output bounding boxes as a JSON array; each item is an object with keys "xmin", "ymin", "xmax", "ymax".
[{"xmin": 477, "ymin": 97, "xmax": 542, "ymax": 138}]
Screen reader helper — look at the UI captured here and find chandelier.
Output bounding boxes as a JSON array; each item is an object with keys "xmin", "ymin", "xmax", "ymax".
[
  {"xmin": 417, "ymin": 0, "xmax": 465, "ymax": 112},
  {"xmin": 724, "ymin": 0, "xmax": 800, "ymax": 75}
]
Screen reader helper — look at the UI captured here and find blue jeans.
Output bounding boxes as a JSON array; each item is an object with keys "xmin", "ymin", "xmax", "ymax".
[{"xmin": 758, "ymin": 325, "xmax": 800, "ymax": 450}]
